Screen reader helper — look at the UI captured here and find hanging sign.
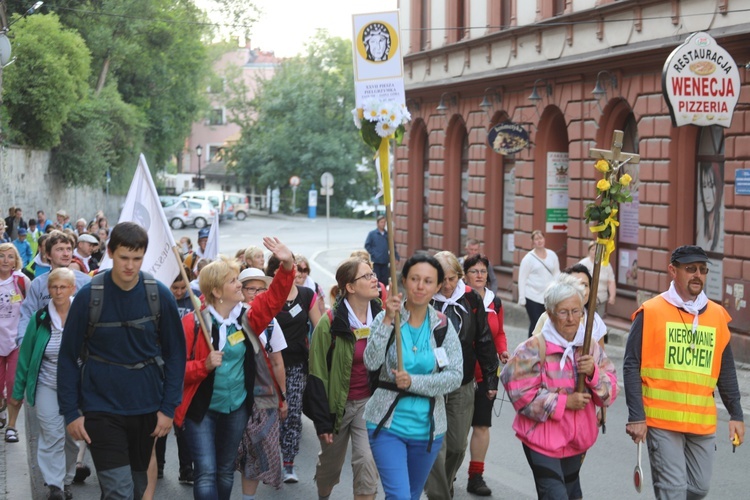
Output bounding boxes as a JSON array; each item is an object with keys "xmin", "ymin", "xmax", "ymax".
[
  {"xmin": 487, "ymin": 122, "xmax": 529, "ymax": 155},
  {"xmin": 352, "ymin": 11, "xmax": 405, "ymax": 108},
  {"xmin": 662, "ymin": 32, "xmax": 740, "ymax": 128}
]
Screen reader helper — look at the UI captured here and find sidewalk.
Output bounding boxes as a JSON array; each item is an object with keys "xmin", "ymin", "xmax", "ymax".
[{"xmin": 1, "ymin": 404, "xmax": 34, "ymax": 499}]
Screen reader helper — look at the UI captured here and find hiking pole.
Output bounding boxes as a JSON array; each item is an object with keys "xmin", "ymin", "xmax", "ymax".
[{"xmin": 172, "ymin": 246, "xmax": 214, "ymax": 352}]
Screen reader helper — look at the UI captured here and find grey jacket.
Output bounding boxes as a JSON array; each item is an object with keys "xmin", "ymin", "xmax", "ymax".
[{"xmin": 363, "ymin": 305, "xmax": 463, "ymax": 436}]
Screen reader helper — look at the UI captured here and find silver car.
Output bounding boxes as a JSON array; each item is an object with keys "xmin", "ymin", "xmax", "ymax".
[{"xmin": 161, "ymin": 196, "xmax": 215, "ymax": 229}]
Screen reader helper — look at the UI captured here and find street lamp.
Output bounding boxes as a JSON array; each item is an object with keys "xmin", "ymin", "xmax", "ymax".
[{"xmin": 195, "ymin": 144, "xmax": 203, "ymax": 190}]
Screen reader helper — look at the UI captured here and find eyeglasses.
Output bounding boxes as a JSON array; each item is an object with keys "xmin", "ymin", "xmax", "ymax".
[
  {"xmin": 353, "ymin": 272, "xmax": 376, "ymax": 282},
  {"xmin": 678, "ymin": 264, "xmax": 709, "ymax": 275},
  {"xmin": 466, "ymin": 269, "xmax": 488, "ymax": 275},
  {"xmin": 553, "ymin": 309, "xmax": 583, "ymax": 320},
  {"xmin": 49, "ymin": 285, "xmax": 72, "ymax": 292},
  {"xmin": 297, "ymin": 267, "xmax": 310, "ymax": 273},
  {"xmin": 242, "ymin": 286, "xmax": 267, "ymax": 294}
]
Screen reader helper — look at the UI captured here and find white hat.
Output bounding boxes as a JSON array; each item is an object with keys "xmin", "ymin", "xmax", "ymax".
[
  {"xmin": 238, "ymin": 267, "xmax": 272, "ymax": 286},
  {"xmin": 78, "ymin": 234, "xmax": 99, "ymax": 244}
]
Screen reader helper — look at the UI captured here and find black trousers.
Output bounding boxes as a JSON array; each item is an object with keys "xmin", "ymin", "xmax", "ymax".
[{"xmin": 373, "ymin": 262, "xmax": 390, "ymax": 286}]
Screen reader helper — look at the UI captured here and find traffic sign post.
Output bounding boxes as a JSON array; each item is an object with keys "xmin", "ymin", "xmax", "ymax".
[{"xmin": 320, "ymin": 172, "xmax": 334, "ymax": 248}]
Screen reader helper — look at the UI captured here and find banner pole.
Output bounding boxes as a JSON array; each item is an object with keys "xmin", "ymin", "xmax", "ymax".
[{"xmin": 172, "ymin": 246, "xmax": 214, "ymax": 352}]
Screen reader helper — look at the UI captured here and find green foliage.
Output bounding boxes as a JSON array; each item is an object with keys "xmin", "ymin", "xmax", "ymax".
[
  {"xmin": 55, "ymin": 0, "xmax": 212, "ymax": 169},
  {"xmin": 51, "ymin": 85, "xmax": 146, "ymax": 189},
  {"xmin": 2, "ymin": 13, "xmax": 91, "ymax": 149},
  {"xmin": 226, "ymin": 33, "xmax": 375, "ymax": 215}
]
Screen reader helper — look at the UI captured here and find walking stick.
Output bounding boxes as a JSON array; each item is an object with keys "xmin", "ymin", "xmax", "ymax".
[{"xmin": 172, "ymin": 246, "xmax": 214, "ymax": 352}]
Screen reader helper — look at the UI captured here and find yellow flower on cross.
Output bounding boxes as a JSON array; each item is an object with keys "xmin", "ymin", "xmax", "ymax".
[
  {"xmin": 594, "ymin": 159, "xmax": 610, "ymax": 173},
  {"xmin": 620, "ymin": 173, "xmax": 633, "ymax": 186},
  {"xmin": 597, "ymin": 178, "xmax": 611, "ymax": 191}
]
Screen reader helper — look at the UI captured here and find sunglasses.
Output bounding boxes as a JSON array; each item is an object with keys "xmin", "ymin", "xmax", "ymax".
[
  {"xmin": 677, "ymin": 264, "xmax": 709, "ymax": 275},
  {"xmin": 297, "ymin": 267, "xmax": 310, "ymax": 273}
]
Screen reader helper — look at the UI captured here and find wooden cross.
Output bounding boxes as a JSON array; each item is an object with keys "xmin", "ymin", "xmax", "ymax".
[{"xmin": 589, "ymin": 130, "xmax": 641, "ymax": 168}]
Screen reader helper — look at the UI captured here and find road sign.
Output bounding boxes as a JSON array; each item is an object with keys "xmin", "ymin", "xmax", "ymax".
[
  {"xmin": 289, "ymin": 175, "xmax": 301, "ymax": 187},
  {"xmin": 320, "ymin": 172, "xmax": 334, "ymax": 188},
  {"xmin": 320, "ymin": 187, "xmax": 334, "ymax": 196}
]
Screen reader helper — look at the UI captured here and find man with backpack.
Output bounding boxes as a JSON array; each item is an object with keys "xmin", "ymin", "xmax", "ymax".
[{"xmin": 57, "ymin": 222, "xmax": 186, "ymax": 499}]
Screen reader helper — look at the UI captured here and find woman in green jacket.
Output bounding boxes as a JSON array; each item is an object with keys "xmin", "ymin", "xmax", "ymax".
[
  {"xmin": 9, "ymin": 268, "xmax": 79, "ymax": 500},
  {"xmin": 307, "ymin": 257, "xmax": 381, "ymax": 500}
]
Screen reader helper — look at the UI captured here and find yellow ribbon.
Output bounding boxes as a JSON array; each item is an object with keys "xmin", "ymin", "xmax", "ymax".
[
  {"xmin": 377, "ymin": 136, "xmax": 392, "ymax": 205},
  {"xmin": 590, "ymin": 209, "xmax": 619, "ymax": 266}
]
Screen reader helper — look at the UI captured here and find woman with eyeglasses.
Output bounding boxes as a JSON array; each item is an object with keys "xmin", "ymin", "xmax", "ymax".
[
  {"xmin": 266, "ymin": 254, "xmax": 323, "ymax": 483},
  {"xmin": 306, "ymin": 257, "xmax": 381, "ymax": 500},
  {"xmin": 461, "ymin": 254, "xmax": 509, "ymax": 496},
  {"xmin": 235, "ymin": 267, "xmax": 289, "ymax": 496},
  {"xmin": 425, "ymin": 251, "xmax": 499, "ymax": 500},
  {"xmin": 501, "ymin": 274, "xmax": 617, "ymax": 499},
  {"xmin": 8, "ymin": 268, "xmax": 77, "ymax": 500}
]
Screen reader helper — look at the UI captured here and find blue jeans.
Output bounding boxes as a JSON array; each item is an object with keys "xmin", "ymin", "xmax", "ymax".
[
  {"xmin": 184, "ymin": 406, "xmax": 249, "ymax": 500},
  {"xmin": 368, "ymin": 428, "xmax": 443, "ymax": 500}
]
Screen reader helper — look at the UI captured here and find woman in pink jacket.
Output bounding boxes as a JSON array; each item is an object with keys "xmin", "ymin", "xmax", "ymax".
[{"xmin": 500, "ymin": 274, "xmax": 616, "ymax": 499}]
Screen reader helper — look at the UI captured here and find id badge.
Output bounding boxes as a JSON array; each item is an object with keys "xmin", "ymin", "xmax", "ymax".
[
  {"xmin": 353, "ymin": 327, "xmax": 370, "ymax": 340},
  {"xmin": 227, "ymin": 330, "xmax": 245, "ymax": 346},
  {"xmin": 10, "ymin": 291, "xmax": 22, "ymax": 303},
  {"xmin": 289, "ymin": 303, "xmax": 303, "ymax": 317},
  {"xmin": 434, "ymin": 347, "xmax": 449, "ymax": 368}
]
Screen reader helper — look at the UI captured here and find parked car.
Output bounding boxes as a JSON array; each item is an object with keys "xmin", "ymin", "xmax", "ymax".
[
  {"xmin": 185, "ymin": 199, "xmax": 216, "ymax": 228},
  {"xmin": 160, "ymin": 196, "xmax": 193, "ymax": 229},
  {"xmin": 180, "ymin": 190, "xmax": 228, "ymax": 221},
  {"xmin": 350, "ymin": 202, "xmax": 386, "ymax": 218},
  {"xmin": 225, "ymin": 192, "xmax": 250, "ymax": 221}
]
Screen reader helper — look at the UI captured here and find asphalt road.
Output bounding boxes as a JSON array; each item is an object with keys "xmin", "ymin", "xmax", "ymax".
[{"xmin": 20, "ymin": 214, "xmax": 749, "ymax": 499}]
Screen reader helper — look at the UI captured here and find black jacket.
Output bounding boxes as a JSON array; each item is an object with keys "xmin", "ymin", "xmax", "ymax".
[{"xmin": 431, "ymin": 286, "xmax": 499, "ymax": 390}]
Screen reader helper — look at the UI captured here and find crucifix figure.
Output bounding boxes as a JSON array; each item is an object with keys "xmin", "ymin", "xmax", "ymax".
[
  {"xmin": 576, "ymin": 130, "xmax": 640, "ymax": 401},
  {"xmin": 589, "ymin": 130, "xmax": 641, "ymax": 171}
]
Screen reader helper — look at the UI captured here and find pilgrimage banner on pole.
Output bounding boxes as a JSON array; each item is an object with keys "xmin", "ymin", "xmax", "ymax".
[{"xmin": 351, "ymin": 10, "xmax": 409, "ymax": 369}]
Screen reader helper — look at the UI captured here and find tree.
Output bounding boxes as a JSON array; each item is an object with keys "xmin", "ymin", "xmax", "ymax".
[
  {"xmin": 50, "ymin": 85, "xmax": 146, "ymax": 188},
  {"xmin": 54, "ymin": 0, "xmax": 212, "ymax": 168},
  {"xmin": 226, "ymin": 33, "xmax": 376, "ymax": 215},
  {"xmin": 1, "ymin": 13, "xmax": 91, "ymax": 149}
]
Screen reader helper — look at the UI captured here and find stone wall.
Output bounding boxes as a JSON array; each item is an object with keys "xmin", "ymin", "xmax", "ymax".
[{"xmin": 0, "ymin": 146, "xmax": 125, "ymax": 224}]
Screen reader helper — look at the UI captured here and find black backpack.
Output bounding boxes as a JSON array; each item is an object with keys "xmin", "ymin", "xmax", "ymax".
[{"xmin": 82, "ymin": 271, "xmax": 162, "ymax": 370}]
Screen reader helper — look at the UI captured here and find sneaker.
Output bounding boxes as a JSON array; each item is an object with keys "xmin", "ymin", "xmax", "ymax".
[
  {"xmin": 63, "ymin": 485, "xmax": 73, "ymax": 500},
  {"xmin": 47, "ymin": 485, "xmax": 65, "ymax": 500},
  {"xmin": 467, "ymin": 474, "xmax": 492, "ymax": 496},
  {"xmin": 179, "ymin": 468, "xmax": 194, "ymax": 485},
  {"xmin": 73, "ymin": 463, "xmax": 91, "ymax": 484},
  {"xmin": 283, "ymin": 465, "xmax": 298, "ymax": 483}
]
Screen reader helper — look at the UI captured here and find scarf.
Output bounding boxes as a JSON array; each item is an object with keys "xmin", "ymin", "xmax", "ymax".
[
  {"xmin": 344, "ymin": 298, "xmax": 373, "ymax": 330},
  {"xmin": 48, "ymin": 298, "xmax": 73, "ymax": 333},
  {"xmin": 660, "ymin": 281, "xmax": 708, "ymax": 333},
  {"xmin": 207, "ymin": 303, "xmax": 244, "ymax": 351},
  {"xmin": 482, "ymin": 288, "xmax": 495, "ymax": 312},
  {"xmin": 541, "ymin": 315, "xmax": 586, "ymax": 370},
  {"xmin": 432, "ymin": 280, "xmax": 468, "ymax": 315}
]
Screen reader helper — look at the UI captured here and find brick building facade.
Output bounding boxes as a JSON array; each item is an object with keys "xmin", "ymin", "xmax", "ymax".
[{"xmin": 393, "ymin": 0, "xmax": 750, "ymax": 360}]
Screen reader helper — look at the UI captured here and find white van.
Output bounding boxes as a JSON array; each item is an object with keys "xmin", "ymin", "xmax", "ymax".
[{"xmin": 180, "ymin": 190, "xmax": 228, "ymax": 221}]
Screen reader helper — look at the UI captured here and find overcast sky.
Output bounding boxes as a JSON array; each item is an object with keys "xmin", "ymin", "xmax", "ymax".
[{"xmin": 203, "ymin": 0, "xmax": 399, "ymax": 57}]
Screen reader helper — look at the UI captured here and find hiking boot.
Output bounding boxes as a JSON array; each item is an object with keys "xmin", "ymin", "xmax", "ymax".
[
  {"xmin": 47, "ymin": 485, "xmax": 65, "ymax": 500},
  {"xmin": 283, "ymin": 465, "xmax": 298, "ymax": 483},
  {"xmin": 467, "ymin": 474, "xmax": 492, "ymax": 496},
  {"xmin": 73, "ymin": 463, "xmax": 91, "ymax": 483},
  {"xmin": 179, "ymin": 467, "xmax": 194, "ymax": 485}
]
